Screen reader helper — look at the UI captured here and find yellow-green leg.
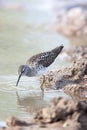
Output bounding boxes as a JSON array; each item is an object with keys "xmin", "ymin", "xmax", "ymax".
[{"xmin": 40, "ymin": 75, "xmax": 45, "ymax": 96}]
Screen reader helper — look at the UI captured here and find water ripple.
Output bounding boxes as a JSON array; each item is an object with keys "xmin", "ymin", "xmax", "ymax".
[{"xmin": 0, "ymin": 75, "xmax": 40, "ymax": 92}]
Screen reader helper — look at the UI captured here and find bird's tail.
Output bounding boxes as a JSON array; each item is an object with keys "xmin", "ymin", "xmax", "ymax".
[{"xmin": 51, "ymin": 45, "xmax": 64, "ymax": 57}]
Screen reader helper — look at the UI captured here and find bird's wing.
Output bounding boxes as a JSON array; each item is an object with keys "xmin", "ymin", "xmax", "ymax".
[
  {"xmin": 26, "ymin": 51, "xmax": 55, "ymax": 68},
  {"xmin": 26, "ymin": 45, "xmax": 64, "ymax": 68}
]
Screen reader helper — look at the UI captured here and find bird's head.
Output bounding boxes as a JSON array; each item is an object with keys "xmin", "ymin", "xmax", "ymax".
[{"xmin": 16, "ymin": 65, "xmax": 30, "ymax": 86}]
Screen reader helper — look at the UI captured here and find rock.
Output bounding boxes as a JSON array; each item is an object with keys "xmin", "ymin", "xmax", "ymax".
[
  {"xmin": 6, "ymin": 116, "xmax": 30, "ymax": 127},
  {"xmin": 40, "ymin": 57, "xmax": 87, "ymax": 90},
  {"xmin": 3, "ymin": 97, "xmax": 87, "ymax": 130},
  {"xmin": 55, "ymin": 4, "xmax": 87, "ymax": 38},
  {"xmin": 64, "ymin": 45, "xmax": 87, "ymax": 61},
  {"xmin": 35, "ymin": 97, "xmax": 79, "ymax": 123},
  {"xmin": 34, "ymin": 97, "xmax": 87, "ymax": 130},
  {"xmin": 63, "ymin": 84, "xmax": 87, "ymax": 102}
]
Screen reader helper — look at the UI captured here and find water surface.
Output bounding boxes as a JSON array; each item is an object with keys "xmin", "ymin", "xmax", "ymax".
[{"xmin": 0, "ymin": 0, "xmax": 70, "ymax": 121}]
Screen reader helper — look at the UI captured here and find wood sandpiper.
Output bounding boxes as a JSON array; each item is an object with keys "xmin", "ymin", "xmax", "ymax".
[{"xmin": 16, "ymin": 45, "xmax": 64, "ymax": 93}]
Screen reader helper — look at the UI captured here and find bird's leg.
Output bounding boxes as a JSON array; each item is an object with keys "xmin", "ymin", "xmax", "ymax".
[{"xmin": 40, "ymin": 75, "xmax": 45, "ymax": 96}]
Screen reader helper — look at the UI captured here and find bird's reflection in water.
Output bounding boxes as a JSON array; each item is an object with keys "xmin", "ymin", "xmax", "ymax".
[{"xmin": 16, "ymin": 91, "xmax": 48, "ymax": 114}]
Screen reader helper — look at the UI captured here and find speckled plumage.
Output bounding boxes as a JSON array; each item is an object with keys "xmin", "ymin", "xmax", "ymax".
[
  {"xmin": 26, "ymin": 46, "xmax": 64, "ymax": 69},
  {"xmin": 16, "ymin": 45, "xmax": 64, "ymax": 88}
]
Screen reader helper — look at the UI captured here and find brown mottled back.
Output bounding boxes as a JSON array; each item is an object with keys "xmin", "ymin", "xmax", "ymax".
[{"xmin": 26, "ymin": 45, "xmax": 64, "ymax": 68}]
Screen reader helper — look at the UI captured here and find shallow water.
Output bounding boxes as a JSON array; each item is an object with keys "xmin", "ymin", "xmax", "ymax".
[{"xmin": 0, "ymin": 0, "xmax": 75, "ymax": 122}]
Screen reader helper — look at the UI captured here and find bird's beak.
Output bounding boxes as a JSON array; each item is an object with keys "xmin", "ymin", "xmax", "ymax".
[{"xmin": 16, "ymin": 72, "xmax": 22, "ymax": 86}]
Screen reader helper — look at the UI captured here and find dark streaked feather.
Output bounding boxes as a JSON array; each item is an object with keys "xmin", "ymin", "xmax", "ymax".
[{"xmin": 26, "ymin": 45, "xmax": 64, "ymax": 68}]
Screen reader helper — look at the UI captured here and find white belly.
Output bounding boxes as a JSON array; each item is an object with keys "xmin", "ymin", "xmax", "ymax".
[
  {"xmin": 33, "ymin": 65, "xmax": 46, "ymax": 76},
  {"xmin": 37, "ymin": 68, "xmax": 46, "ymax": 76}
]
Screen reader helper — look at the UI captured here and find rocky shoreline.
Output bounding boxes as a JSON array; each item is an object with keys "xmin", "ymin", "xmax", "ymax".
[
  {"xmin": 1, "ymin": 45, "xmax": 87, "ymax": 130},
  {"xmin": 2, "ymin": 97, "xmax": 87, "ymax": 130}
]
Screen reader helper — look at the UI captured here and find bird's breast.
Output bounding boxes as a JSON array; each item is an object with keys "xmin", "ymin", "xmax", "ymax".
[{"xmin": 33, "ymin": 65, "xmax": 46, "ymax": 76}]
